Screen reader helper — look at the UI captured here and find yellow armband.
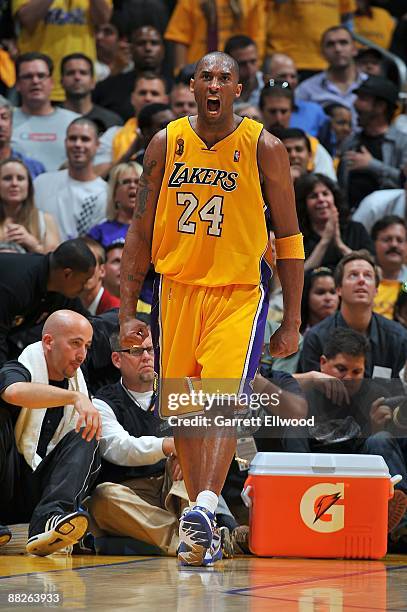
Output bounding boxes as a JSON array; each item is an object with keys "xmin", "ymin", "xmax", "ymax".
[{"xmin": 275, "ymin": 233, "xmax": 305, "ymax": 260}]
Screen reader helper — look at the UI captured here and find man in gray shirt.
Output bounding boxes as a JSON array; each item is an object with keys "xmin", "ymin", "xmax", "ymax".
[
  {"xmin": 34, "ymin": 118, "xmax": 108, "ymax": 240},
  {"xmin": 11, "ymin": 52, "xmax": 79, "ymax": 171}
]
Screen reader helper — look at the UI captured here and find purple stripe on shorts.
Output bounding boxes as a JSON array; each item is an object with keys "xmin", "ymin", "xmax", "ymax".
[
  {"xmin": 150, "ymin": 274, "xmax": 161, "ymax": 417},
  {"xmin": 241, "ymin": 259, "xmax": 272, "ymax": 394}
]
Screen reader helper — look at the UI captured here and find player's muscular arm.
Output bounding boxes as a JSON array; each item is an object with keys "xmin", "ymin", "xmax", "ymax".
[
  {"xmin": 258, "ymin": 131, "xmax": 304, "ymax": 356},
  {"xmin": 119, "ymin": 131, "xmax": 166, "ymax": 347}
]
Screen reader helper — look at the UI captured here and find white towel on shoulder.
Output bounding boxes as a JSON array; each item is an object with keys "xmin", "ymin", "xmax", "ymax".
[{"xmin": 15, "ymin": 341, "xmax": 88, "ymax": 470}]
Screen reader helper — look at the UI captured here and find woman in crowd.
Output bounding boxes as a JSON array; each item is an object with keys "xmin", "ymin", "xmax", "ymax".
[
  {"xmin": 87, "ymin": 161, "xmax": 142, "ymax": 247},
  {"xmin": 295, "ymin": 173, "xmax": 374, "ymax": 272},
  {"xmin": 300, "ymin": 267, "xmax": 339, "ymax": 334},
  {"xmin": 0, "ymin": 158, "xmax": 60, "ymax": 253}
]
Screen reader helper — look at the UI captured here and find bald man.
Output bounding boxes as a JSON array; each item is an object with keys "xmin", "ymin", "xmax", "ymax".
[
  {"xmin": 0, "ymin": 310, "xmax": 101, "ymax": 556},
  {"xmin": 264, "ymin": 53, "xmax": 328, "ymax": 137}
]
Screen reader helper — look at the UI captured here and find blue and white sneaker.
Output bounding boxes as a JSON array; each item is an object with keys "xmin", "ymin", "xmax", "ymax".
[
  {"xmin": 26, "ymin": 511, "xmax": 89, "ymax": 557},
  {"xmin": 178, "ymin": 506, "xmax": 215, "ymax": 566}
]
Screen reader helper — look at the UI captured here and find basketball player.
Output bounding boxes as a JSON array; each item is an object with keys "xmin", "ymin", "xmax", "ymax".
[{"xmin": 119, "ymin": 52, "xmax": 304, "ymax": 566}]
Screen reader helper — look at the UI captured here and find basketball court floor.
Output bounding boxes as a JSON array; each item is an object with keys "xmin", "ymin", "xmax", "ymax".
[{"xmin": 0, "ymin": 528, "xmax": 406, "ymax": 611}]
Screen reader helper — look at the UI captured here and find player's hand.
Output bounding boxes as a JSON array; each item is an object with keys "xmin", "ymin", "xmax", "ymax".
[
  {"xmin": 370, "ymin": 397, "xmax": 393, "ymax": 433},
  {"xmin": 119, "ymin": 318, "xmax": 149, "ymax": 349},
  {"xmin": 269, "ymin": 324, "xmax": 300, "ymax": 358},
  {"xmin": 73, "ymin": 393, "xmax": 102, "ymax": 442},
  {"xmin": 162, "ymin": 438, "xmax": 183, "ymax": 480}
]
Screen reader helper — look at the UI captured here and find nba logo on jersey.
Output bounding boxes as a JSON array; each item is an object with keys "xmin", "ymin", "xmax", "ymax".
[{"xmin": 234, "ymin": 150, "xmax": 240, "ymax": 162}]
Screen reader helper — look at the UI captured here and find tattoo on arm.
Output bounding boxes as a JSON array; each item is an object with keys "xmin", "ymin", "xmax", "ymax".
[{"xmin": 133, "ymin": 158, "xmax": 157, "ymax": 220}]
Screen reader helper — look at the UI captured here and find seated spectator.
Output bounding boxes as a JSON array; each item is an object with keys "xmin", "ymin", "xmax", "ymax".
[
  {"xmin": 260, "ymin": 86, "xmax": 336, "ymax": 181},
  {"xmin": 61, "ymin": 53, "xmax": 123, "ymax": 135},
  {"xmin": 170, "ymin": 82, "xmax": 197, "ymax": 118},
  {"xmin": 338, "ymin": 76, "xmax": 407, "ymax": 211},
  {"xmin": 79, "ymin": 238, "xmax": 120, "ymax": 315},
  {"xmin": 87, "ymin": 162, "xmax": 142, "ymax": 248},
  {"xmin": 0, "ymin": 310, "xmax": 101, "ymax": 555},
  {"xmin": 225, "ymin": 35, "xmax": 263, "ymax": 107},
  {"xmin": 300, "ymin": 267, "xmax": 339, "ymax": 334},
  {"xmin": 112, "ymin": 75, "xmax": 168, "ymax": 162},
  {"xmin": 103, "ymin": 240, "xmax": 154, "ymax": 312},
  {"xmin": 295, "ymin": 26, "xmax": 366, "ymax": 127},
  {"xmin": 355, "ymin": 47, "xmax": 385, "ymax": 78},
  {"xmin": 93, "ymin": 0, "xmax": 170, "ymax": 83},
  {"xmin": 286, "ymin": 327, "xmax": 407, "ymax": 541},
  {"xmin": 0, "ymin": 96, "xmax": 45, "ymax": 179},
  {"xmin": 88, "ymin": 330, "xmax": 188, "ymax": 556},
  {"xmin": 0, "ymin": 238, "xmax": 95, "ymax": 364},
  {"xmin": 94, "ymin": 74, "xmax": 168, "ymax": 174},
  {"xmin": 354, "ymin": 0, "xmax": 396, "ymax": 49},
  {"xmin": 372, "ymin": 216, "xmax": 407, "ymax": 319},
  {"xmin": 264, "ymin": 53, "xmax": 328, "ymax": 138},
  {"xmin": 318, "ymin": 103, "xmax": 353, "ymax": 165},
  {"xmin": 95, "ymin": 16, "xmax": 133, "ymax": 83},
  {"xmin": 0, "ymin": 158, "xmax": 60, "ymax": 253},
  {"xmin": 165, "ymin": 0, "xmax": 266, "ymax": 75},
  {"xmin": 11, "ymin": 52, "xmax": 79, "ymax": 172},
  {"xmin": 34, "ymin": 118, "xmax": 108, "ymax": 241},
  {"xmin": 103, "ymin": 241, "xmax": 123, "ymax": 300},
  {"xmin": 352, "ymin": 185, "xmax": 406, "ymax": 235},
  {"xmin": 265, "ymin": 2, "xmax": 354, "ymax": 77},
  {"xmin": 12, "ymin": 0, "xmax": 112, "ymax": 102},
  {"xmin": 272, "ymin": 128, "xmax": 314, "ymax": 181},
  {"xmin": 93, "ymin": 25, "xmax": 166, "ymax": 122},
  {"xmin": 295, "ymin": 173, "xmax": 374, "ymax": 271},
  {"xmin": 298, "ymin": 250, "xmax": 407, "ymax": 377}
]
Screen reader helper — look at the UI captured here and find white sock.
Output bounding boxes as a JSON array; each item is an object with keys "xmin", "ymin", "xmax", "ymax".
[
  {"xmin": 196, "ymin": 490, "xmax": 218, "ymax": 515},
  {"xmin": 189, "ymin": 500, "xmax": 196, "ymax": 509}
]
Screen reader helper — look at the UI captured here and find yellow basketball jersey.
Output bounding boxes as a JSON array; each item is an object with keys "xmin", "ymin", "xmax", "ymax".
[{"xmin": 152, "ymin": 116, "xmax": 268, "ymax": 286}]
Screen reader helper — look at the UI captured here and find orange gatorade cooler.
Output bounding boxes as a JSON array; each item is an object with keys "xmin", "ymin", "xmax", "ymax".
[{"xmin": 242, "ymin": 452, "xmax": 401, "ymax": 559}]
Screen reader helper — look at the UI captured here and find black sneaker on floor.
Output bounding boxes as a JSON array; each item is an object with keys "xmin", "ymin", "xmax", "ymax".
[
  {"xmin": 26, "ymin": 511, "xmax": 89, "ymax": 557},
  {"xmin": 0, "ymin": 525, "xmax": 12, "ymax": 548}
]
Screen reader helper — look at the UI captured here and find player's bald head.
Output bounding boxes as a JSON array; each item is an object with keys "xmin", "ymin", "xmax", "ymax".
[
  {"xmin": 195, "ymin": 52, "xmax": 240, "ymax": 82},
  {"xmin": 42, "ymin": 309, "xmax": 92, "ymax": 339}
]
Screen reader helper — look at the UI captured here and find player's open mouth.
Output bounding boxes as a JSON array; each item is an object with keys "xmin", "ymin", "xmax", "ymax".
[{"xmin": 207, "ymin": 98, "xmax": 220, "ymax": 113}]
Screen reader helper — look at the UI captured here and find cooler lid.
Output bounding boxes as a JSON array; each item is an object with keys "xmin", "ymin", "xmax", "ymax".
[{"xmin": 248, "ymin": 452, "xmax": 390, "ymax": 478}]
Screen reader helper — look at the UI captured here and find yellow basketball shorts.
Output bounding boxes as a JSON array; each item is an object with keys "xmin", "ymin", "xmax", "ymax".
[{"xmin": 151, "ymin": 272, "xmax": 270, "ymax": 418}]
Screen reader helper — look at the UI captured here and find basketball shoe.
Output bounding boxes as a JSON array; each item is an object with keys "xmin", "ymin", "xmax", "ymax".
[
  {"xmin": 178, "ymin": 506, "xmax": 215, "ymax": 566},
  {"xmin": 26, "ymin": 511, "xmax": 89, "ymax": 556}
]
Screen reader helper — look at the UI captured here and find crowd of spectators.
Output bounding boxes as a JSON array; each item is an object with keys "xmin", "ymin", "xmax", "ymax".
[{"xmin": 1, "ymin": 0, "xmax": 407, "ymax": 556}]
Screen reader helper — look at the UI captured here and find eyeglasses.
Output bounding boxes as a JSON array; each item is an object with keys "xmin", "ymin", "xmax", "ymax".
[
  {"xmin": 117, "ymin": 346, "xmax": 154, "ymax": 356},
  {"xmin": 117, "ymin": 178, "xmax": 139, "ymax": 186},
  {"xmin": 265, "ymin": 79, "xmax": 291, "ymax": 90},
  {"xmin": 18, "ymin": 72, "xmax": 50, "ymax": 82}
]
